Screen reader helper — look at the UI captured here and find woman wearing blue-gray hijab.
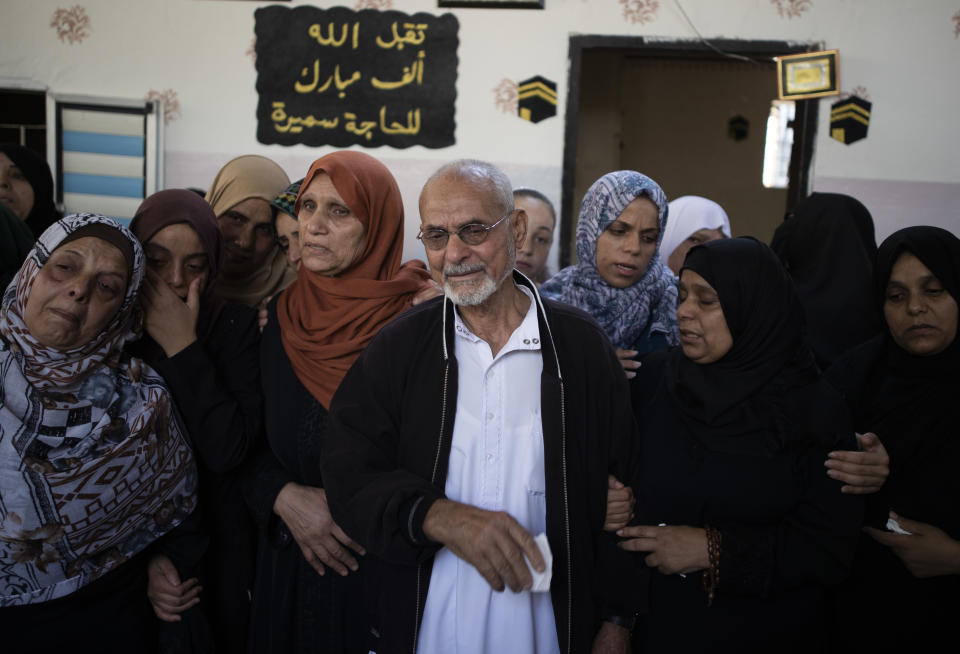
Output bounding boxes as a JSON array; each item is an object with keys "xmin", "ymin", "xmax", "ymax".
[{"xmin": 540, "ymin": 170, "xmax": 678, "ymax": 376}]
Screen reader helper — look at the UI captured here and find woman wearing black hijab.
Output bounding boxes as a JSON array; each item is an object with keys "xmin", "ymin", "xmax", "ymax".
[
  {"xmin": 771, "ymin": 193, "xmax": 880, "ymax": 369},
  {"xmin": 129, "ymin": 189, "xmax": 263, "ymax": 653},
  {"xmin": 0, "ymin": 144, "xmax": 61, "ymax": 239},
  {"xmin": 827, "ymin": 226, "xmax": 960, "ymax": 651},
  {"xmin": 620, "ymin": 237, "xmax": 862, "ymax": 652}
]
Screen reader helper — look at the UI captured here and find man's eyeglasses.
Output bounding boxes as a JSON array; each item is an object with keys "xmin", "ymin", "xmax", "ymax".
[{"xmin": 417, "ymin": 210, "xmax": 514, "ymax": 251}]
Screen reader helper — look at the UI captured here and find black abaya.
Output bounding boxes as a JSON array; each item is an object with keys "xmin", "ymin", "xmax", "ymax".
[
  {"xmin": 241, "ymin": 299, "xmax": 368, "ymax": 654},
  {"xmin": 629, "ymin": 238, "xmax": 862, "ymax": 652},
  {"xmin": 826, "ymin": 226, "xmax": 960, "ymax": 651},
  {"xmin": 771, "ymin": 192, "xmax": 880, "ymax": 368},
  {"xmin": 130, "ymin": 302, "xmax": 263, "ymax": 653}
]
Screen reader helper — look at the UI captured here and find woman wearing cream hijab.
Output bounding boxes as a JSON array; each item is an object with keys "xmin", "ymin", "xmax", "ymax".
[{"xmin": 206, "ymin": 155, "xmax": 296, "ymax": 307}]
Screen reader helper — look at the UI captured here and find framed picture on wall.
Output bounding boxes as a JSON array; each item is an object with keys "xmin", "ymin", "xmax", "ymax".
[
  {"xmin": 775, "ymin": 49, "xmax": 839, "ymax": 100},
  {"xmin": 438, "ymin": 1, "xmax": 544, "ymax": 8}
]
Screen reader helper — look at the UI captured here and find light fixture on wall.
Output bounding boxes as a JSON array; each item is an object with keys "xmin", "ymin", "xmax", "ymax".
[{"xmin": 728, "ymin": 115, "xmax": 749, "ymax": 141}]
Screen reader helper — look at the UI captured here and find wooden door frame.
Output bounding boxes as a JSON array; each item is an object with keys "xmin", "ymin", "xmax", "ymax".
[{"xmin": 561, "ymin": 36, "xmax": 820, "ymax": 266}]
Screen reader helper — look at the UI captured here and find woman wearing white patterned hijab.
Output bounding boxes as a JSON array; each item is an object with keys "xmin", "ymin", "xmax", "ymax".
[{"xmin": 0, "ymin": 214, "xmax": 197, "ymax": 650}]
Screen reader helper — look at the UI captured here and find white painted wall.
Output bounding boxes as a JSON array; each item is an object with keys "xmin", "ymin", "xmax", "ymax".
[{"xmin": 3, "ymin": 0, "xmax": 959, "ymax": 264}]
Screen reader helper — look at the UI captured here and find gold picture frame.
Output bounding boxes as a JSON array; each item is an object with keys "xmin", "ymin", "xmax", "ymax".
[{"xmin": 775, "ymin": 49, "xmax": 839, "ymax": 100}]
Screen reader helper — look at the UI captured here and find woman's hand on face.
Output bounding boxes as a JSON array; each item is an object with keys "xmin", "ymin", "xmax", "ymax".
[
  {"xmin": 617, "ymin": 525, "xmax": 709, "ymax": 575},
  {"xmin": 616, "ymin": 349, "xmax": 640, "ymax": 380},
  {"xmin": 865, "ymin": 512, "xmax": 960, "ymax": 578},
  {"xmin": 273, "ymin": 483, "xmax": 366, "ymax": 577},
  {"xmin": 142, "ymin": 270, "xmax": 200, "ymax": 357},
  {"xmin": 604, "ymin": 475, "xmax": 635, "ymax": 532},
  {"xmin": 147, "ymin": 554, "xmax": 201, "ymax": 622},
  {"xmin": 825, "ymin": 432, "xmax": 890, "ymax": 494}
]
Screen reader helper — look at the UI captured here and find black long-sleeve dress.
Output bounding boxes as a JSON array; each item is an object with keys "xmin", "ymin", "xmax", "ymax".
[
  {"xmin": 241, "ymin": 299, "xmax": 367, "ymax": 654},
  {"xmin": 827, "ymin": 336, "xmax": 960, "ymax": 650},
  {"xmin": 131, "ymin": 302, "xmax": 263, "ymax": 653},
  {"xmin": 824, "ymin": 226, "xmax": 960, "ymax": 651},
  {"xmin": 624, "ymin": 238, "xmax": 863, "ymax": 653},
  {"xmin": 629, "ymin": 352, "xmax": 862, "ymax": 652}
]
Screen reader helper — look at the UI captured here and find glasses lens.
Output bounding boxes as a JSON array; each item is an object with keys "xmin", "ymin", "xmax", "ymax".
[
  {"xmin": 459, "ymin": 224, "xmax": 489, "ymax": 245},
  {"xmin": 421, "ymin": 230, "xmax": 449, "ymax": 250}
]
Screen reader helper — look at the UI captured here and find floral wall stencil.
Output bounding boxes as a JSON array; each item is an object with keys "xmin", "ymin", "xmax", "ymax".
[
  {"xmin": 620, "ymin": 0, "xmax": 660, "ymax": 25},
  {"xmin": 953, "ymin": 9, "xmax": 960, "ymax": 38},
  {"xmin": 354, "ymin": 0, "xmax": 393, "ymax": 9},
  {"xmin": 493, "ymin": 78, "xmax": 518, "ymax": 115},
  {"xmin": 771, "ymin": 0, "xmax": 812, "ymax": 19},
  {"xmin": 145, "ymin": 89, "xmax": 181, "ymax": 125},
  {"xmin": 50, "ymin": 5, "xmax": 90, "ymax": 45}
]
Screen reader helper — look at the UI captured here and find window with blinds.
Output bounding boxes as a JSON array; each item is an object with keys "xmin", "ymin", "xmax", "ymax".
[{"xmin": 51, "ymin": 96, "xmax": 163, "ymax": 225}]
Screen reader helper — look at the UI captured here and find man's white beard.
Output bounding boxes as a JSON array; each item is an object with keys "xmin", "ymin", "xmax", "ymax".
[
  {"xmin": 443, "ymin": 256, "xmax": 515, "ymax": 307},
  {"xmin": 443, "ymin": 262, "xmax": 500, "ymax": 306}
]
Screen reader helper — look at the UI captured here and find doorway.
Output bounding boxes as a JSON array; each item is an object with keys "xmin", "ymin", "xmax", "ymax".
[
  {"xmin": 0, "ymin": 89, "xmax": 47, "ymax": 154},
  {"xmin": 560, "ymin": 37, "xmax": 819, "ymax": 266}
]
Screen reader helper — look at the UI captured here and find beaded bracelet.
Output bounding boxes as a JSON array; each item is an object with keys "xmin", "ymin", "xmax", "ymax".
[{"xmin": 703, "ymin": 525, "xmax": 722, "ymax": 607}]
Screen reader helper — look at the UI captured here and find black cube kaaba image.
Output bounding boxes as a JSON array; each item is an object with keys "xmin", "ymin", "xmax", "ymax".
[
  {"xmin": 517, "ymin": 75, "xmax": 557, "ymax": 123},
  {"xmin": 830, "ymin": 96, "xmax": 871, "ymax": 145}
]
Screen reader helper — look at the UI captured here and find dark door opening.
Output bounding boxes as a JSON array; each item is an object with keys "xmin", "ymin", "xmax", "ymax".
[
  {"xmin": 560, "ymin": 36, "xmax": 819, "ymax": 266},
  {"xmin": 0, "ymin": 89, "xmax": 47, "ymax": 155}
]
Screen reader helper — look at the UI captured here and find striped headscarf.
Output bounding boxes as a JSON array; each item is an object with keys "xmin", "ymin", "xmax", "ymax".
[
  {"xmin": 0, "ymin": 214, "xmax": 196, "ymax": 606},
  {"xmin": 540, "ymin": 171, "xmax": 678, "ymax": 349}
]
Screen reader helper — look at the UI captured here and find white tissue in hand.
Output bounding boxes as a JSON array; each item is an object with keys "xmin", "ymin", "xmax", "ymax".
[
  {"xmin": 886, "ymin": 517, "xmax": 912, "ymax": 535},
  {"xmin": 529, "ymin": 532, "xmax": 553, "ymax": 593}
]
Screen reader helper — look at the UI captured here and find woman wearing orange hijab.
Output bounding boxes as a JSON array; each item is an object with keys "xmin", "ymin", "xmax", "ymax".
[{"xmin": 242, "ymin": 151, "xmax": 432, "ymax": 653}]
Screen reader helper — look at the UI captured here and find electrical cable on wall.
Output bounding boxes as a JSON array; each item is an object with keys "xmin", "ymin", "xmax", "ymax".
[{"xmin": 673, "ymin": 0, "xmax": 768, "ymax": 65}]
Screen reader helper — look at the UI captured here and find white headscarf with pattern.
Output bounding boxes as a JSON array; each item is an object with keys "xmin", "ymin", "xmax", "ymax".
[{"xmin": 0, "ymin": 214, "xmax": 197, "ymax": 606}]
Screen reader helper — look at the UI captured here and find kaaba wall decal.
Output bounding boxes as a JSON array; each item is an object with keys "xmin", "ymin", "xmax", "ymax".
[
  {"xmin": 517, "ymin": 75, "xmax": 557, "ymax": 123},
  {"xmin": 830, "ymin": 95, "xmax": 871, "ymax": 145}
]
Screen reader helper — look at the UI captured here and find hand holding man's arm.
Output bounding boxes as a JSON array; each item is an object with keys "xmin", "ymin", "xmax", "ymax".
[
  {"xmin": 604, "ymin": 474, "xmax": 635, "ymax": 532},
  {"xmin": 824, "ymin": 432, "xmax": 890, "ymax": 494},
  {"xmin": 422, "ymin": 498, "xmax": 545, "ymax": 592}
]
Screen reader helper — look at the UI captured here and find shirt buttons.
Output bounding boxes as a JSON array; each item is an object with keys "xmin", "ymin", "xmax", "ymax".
[
  {"xmin": 532, "ymin": 338, "xmax": 539, "ymax": 344},
  {"xmin": 486, "ymin": 454, "xmax": 495, "ymax": 462},
  {"xmin": 523, "ymin": 338, "xmax": 530, "ymax": 345},
  {"xmin": 486, "ymin": 412, "xmax": 494, "ymax": 421}
]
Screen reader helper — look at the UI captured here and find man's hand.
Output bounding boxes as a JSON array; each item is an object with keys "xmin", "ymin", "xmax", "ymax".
[
  {"xmin": 865, "ymin": 512, "xmax": 960, "ymax": 578},
  {"xmin": 616, "ymin": 349, "xmax": 640, "ymax": 380},
  {"xmin": 617, "ymin": 524, "xmax": 708, "ymax": 575},
  {"xmin": 604, "ymin": 475, "xmax": 634, "ymax": 532},
  {"xmin": 147, "ymin": 554, "xmax": 201, "ymax": 622},
  {"xmin": 422, "ymin": 499, "xmax": 545, "ymax": 592},
  {"xmin": 273, "ymin": 483, "xmax": 366, "ymax": 576},
  {"xmin": 591, "ymin": 621, "xmax": 631, "ymax": 654},
  {"xmin": 825, "ymin": 432, "xmax": 890, "ymax": 494},
  {"xmin": 141, "ymin": 270, "xmax": 200, "ymax": 357}
]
